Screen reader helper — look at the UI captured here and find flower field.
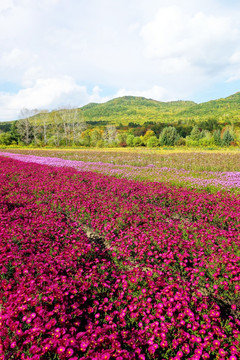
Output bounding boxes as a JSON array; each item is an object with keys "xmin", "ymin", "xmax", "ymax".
[
  {"xmin": 1, "ymin": 150, "xmax": 240, "ymax": 192},
  {"xmin": 0, "ymin": 153, "xmax": 240, "ymax": 360},
  {"xmin": 2, "ymin": 148, "xmax": 240, "ymax": 172}
]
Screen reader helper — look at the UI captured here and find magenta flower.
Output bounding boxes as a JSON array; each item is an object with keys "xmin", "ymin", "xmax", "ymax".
[
  {"xmin": 1, "ymin": 153, "xmax": 240, "ymax": 360},
  {"xmin": 218, "ymin": 348, "xmax": 226, "ymax": 357},
  {"xmin": 100, "ymin": 352, "xmax": 111, "ymax": 360},
  {"xmin": 80, "ymin": 341, "xmax": 88, "ymax": 352},
  {"xmin": 57, "ymin": 346, "xmax": 65, "ymax": 354},
  {"xmin": 202, "ymin": 353, "xmax": 210, "ymax": 359},
  {"xmin": 66, "ymin": 348, "xmax": 74, "ymax": 357},
  {"xmin": 160, "ymin": 340, "xmax": 168, "ymax": 348},
  {"xmin": 213, "ymin": 340, "xmax": 221, "ymax": 348}
]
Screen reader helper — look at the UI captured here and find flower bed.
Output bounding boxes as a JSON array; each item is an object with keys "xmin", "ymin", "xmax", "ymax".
[
  {"xmin": 0, "ymin": 156, "xmax": 239, "ymax": 360},
  {"xmin": 1, "ymin": 151, "xmax": 240, "ymax": 191}
]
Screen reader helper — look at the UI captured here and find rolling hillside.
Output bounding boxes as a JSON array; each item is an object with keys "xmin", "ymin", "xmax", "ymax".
[
  {"xmin": 80, "ymin": 96, "xmax": 196, "ymax": 125},
  {"xmin": 1, "ymin": 92, "xmax": 240, "ymax": 131},
  {"xmin": 178, "ymin": 92, "xmax": 240, "ymax": 122},
  {"xmin": 30, "ymin": 92, "xmax": 240, "ymax": 126}
]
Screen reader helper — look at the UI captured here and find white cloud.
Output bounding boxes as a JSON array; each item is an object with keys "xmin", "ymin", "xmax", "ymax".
[
  {"xmin": 230, "ymin": 51, "xmax": 240, "ymax": 64},
  {"xmin": 0, "ymin": 77, "xmax": 106, "ymax": 121},
  {"xmin": 22, "ymin": 66, "xmax": 46, "ymax": 87},
  {"xmin": 0, "ymin": 48, "xmax": 37, "ymax": 68},
  {"xmin": 140, "ymin": 6, "xmax": 239, "ymax": 74},
  {"xmin": 227, "ymin": 51, "xmax": 240, "ymax": 81},
  {"xmin": 0, "ymin": 81, "xmax": 174, "ymax": 121},
  {"xmin": 115, "ymin": 86, "xmax": 173, "ymax": 102},
  {"xmin": 1, "ymin": 0, "xmax": 240, "ymax": 120},
  {"xmin": 12, "ymin": 0, "xmax": 61, "ymax": 9}
]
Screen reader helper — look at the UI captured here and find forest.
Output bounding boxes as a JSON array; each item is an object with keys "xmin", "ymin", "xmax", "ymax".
[{"xmin": 0, "ymin": 94, "xmax": 240, "ymax": 148}]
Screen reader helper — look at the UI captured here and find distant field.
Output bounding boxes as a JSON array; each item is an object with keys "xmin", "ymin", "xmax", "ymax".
[
  {"xmin": 1, "ymin": 147, "xmax": 240, "ymax": 193},
  {"xmin": 1, "ymin": 147, "xmax": 240, "ymax": 171}
]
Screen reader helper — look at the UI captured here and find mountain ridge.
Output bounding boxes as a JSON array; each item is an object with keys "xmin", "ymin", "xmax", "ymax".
[{"xmin": 1, "ymin": 92, "xmax": 240, "ymax": 129}]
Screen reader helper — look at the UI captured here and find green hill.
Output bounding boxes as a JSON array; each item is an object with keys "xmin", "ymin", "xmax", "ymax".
[
  {"xmin": 178, "ymin": 92, "xmax": 240, "ymax": 123},
  {"xmin": 47, "ymin": 93, "xmax": 240, "ymax": 126},
  {"xmin": 80, "ymin": 96, "xmax": 196, "ymax": 125},
  {"xmin": 2, "ymin": 92, "xmax": 240, "ymax": 131}
]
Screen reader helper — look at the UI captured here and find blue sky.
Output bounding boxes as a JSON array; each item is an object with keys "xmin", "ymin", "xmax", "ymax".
[{"xmin": 1, "ymin": 0, "xmax": 240, "ymax": 121}]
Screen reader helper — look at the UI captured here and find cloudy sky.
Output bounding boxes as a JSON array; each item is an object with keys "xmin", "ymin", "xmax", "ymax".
[{"xmin": 1, "ymin": 0, "xmax": 240, "ymax": 121}]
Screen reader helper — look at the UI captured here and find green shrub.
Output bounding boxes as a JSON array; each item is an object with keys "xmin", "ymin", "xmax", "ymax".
[
  {"xmin": 175, "ymin": 137, "xmax": 186, "ymax": 146},
  {"xmin": 159, "ymin": 126, "xmax": 180, "ymax": 146},
  {"xmin": 213, "ymin": 130, "xmax": 222, "ymax": 146},
  {"xmin": 143, "ymin": 130, "xmax": 155, "ymax": 145},
  {"xmin": 133, "ymin": 136, "xmax": 143, "ymax": 147},
  {"xmin": 0, "ymin": 132, "xmax": 13, "ymax": 145},
  {"xmin": 185, "ymin": 137, "xmax": 199, "ymax": 147},
  {"xmin": 96, "ymin": 140, "xmax": 104, "ymax": 148},
  {"xmin": 147, "ymin": 136, "xmax": 159, "ymax": 147},
  {"xmin": 222, "ymin": 130, "xmax": 234, "ymax": 146},
  {"xmin": 199, "ymin": 136, "xmax": 215, "ymax": 147},
  {"xmin": 190, "ymin": 126, "xmax": 202, "ymax": 141},
  {"xmin": 126, "ymin": 134, "xmax": 135, "ymax": 147}
]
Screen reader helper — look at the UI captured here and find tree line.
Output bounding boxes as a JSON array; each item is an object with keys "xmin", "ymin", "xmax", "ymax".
[{"xmin": 0, "ymin": 108, "xmax": 239, "ymax": 148}]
